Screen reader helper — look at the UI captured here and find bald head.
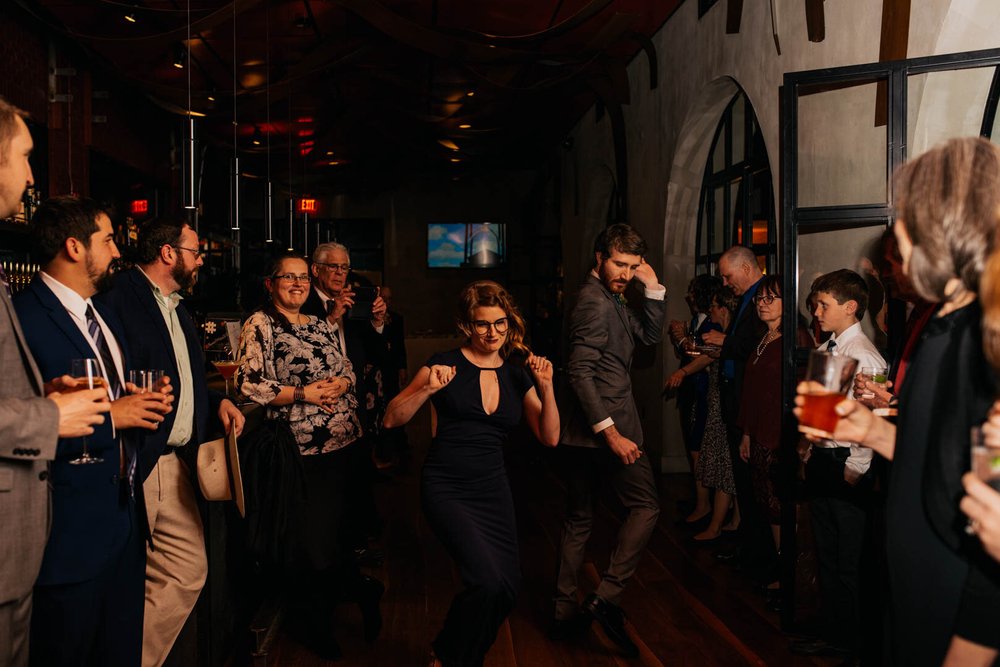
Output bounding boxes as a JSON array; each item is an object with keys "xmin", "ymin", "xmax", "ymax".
[{"xmin": 718, "ymin": 246, "xmax": 763, "ymax": 295}]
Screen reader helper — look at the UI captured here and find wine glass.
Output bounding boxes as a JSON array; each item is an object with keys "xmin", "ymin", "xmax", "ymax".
[
  {"xmin": 209, "ymin": 344, "xmax": 240, "ymax": 400},
  {"xmin": 69, "ymin": 358, "xmax": 106, "ymax": 465}
]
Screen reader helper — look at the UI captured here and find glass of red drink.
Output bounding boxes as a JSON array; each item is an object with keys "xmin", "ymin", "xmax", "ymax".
[{"xmin": 798, "ymin": 349, "xmax": 859, "ymax": 438}]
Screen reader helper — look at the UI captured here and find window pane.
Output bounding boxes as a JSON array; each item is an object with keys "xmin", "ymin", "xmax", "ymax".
[
  {"xmin": 797, "ymin": 223, "xmax": 889, "ymax": 349},
  {"xmin": 732, "ymin": 94, "xmax": 746, "ymax": 164},
  {"xmin": 797, "ymin": 79, "xmax": 887, "ymax": 207},
  {"xmin": 908, "ymin": 68, "xmax": 994, "ymax": 157},
  {"xmin": 712, "ymin": 127, "xmax": 725, "ymax": 175},
  {"xmin": 730, "ymin": 179, "xmax": 742, "ymax": 244},
  {"xmin": 711, "ymin": 187, "xmax": 726, "ymax": 254}
]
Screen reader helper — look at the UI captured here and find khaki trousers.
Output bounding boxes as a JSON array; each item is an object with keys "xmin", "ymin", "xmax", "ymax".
[{"xmin": 142, "ymin": 451, "xmax": 207, "ymax": 667}]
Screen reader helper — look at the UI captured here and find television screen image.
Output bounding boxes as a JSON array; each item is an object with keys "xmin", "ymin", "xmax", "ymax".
[{"xmin": 428, "ymin": 222, "xmax": 506, "ymax": 268}]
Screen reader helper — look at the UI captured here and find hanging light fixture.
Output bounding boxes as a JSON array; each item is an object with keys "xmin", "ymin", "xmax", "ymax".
[
  {"xmin": 184, "ymin": 0, "xmax": 196, "ymax": 212},
  {"xmin": 264, "ymin": 0, "xmax": 273, "ymax": 243},
  {"xmin": 231, "ymin": 0, "xmax": 240, "ymax": 232},
  {"xmin": 172, "ymin": 44, "xmax": 186, "ymax": 69}
]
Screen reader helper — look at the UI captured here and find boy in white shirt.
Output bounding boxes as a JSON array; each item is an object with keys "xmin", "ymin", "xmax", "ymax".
[{"xmin": 793, "ymin": 269, "xmax": 885, "ymax": 660}]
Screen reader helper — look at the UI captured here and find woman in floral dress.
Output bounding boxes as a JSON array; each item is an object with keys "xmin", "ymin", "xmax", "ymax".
[
  {"xmin": 237, "ymin": 253, "xmax": 382, "ymax": 660},
  {"xmin": 693, "ymin": 285, "xmax": 740, "ymax": 541}
]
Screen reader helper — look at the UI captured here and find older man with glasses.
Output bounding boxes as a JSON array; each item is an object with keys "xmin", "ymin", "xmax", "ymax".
[{"xmin": 302, "ymin": 242, "xmax": 389, "ymax": 566}]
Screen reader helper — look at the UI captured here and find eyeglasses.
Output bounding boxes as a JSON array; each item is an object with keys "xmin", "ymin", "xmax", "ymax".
[
  {"xmin": 753, "ymin": 293, "xmax": 778, "ymax": 305},
  {"xmin": 171, "ymin": 245, "xmax": 202, "ymax": 260},
  {"xmin": 471, "ymin": 318, "xmax": 509, "ymax": 335},
  {"xmin": 273, "ymin": 273, "xmax": 311, "ymax": 283},
  {"xmin": 315, "ymin": 262, "xmax": 351, "ymax": 273}
]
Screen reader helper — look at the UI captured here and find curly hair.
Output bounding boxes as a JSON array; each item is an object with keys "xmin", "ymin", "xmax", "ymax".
[
  {"xmin": 711, "ymin": 284, "xmax": 739, "ymax": 314},
  {"xmin": 688, "ymin": 274, "xmax": 722, "ymax": 313},
  {"xmin": 456, "ymin": 280, "xmax": 529, "ymax": 359}
]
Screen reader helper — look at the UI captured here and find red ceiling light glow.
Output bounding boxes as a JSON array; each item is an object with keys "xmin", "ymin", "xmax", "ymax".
[{"xmin": 296, "ymin": 117, "xmax": 314, "ymax": 124}]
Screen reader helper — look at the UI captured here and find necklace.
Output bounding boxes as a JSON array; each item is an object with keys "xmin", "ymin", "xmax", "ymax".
[{"xmin": 753, "ymin": 329, "xmax": 780, "ymax": 364}]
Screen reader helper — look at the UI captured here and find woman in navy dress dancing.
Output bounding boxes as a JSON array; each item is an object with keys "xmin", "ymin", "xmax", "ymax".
[{"xmin": 384, "ymin": 280, "xmax": 559, "ymax": 666}]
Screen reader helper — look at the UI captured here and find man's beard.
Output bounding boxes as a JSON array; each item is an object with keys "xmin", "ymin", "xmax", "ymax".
[
  {"xmin": 87, "ymin": 256, "xmax": 115, "ymax": 293},
  {"xmin": 171, "ymin": 261, "xmax": 198, "ymax": 292}
]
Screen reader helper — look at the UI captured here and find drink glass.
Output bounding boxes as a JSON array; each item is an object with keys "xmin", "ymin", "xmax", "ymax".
[
  {"xmin": 797, "ymin": 350, "xmax": 859, "ymax": 439},
  {"xmin": 859, "ymin": 366, "xmax": 889, "ymax": 400},
  {"xmin": 970, "ymin": 426, "xmax": 1000, "ymax": 490},
  {"xmin": 209, "ymin": 346, "xmax": 240, "ymax": 399},
  {"xmin": 69, "ymin": 358, "xmax": 105, "ymax": 465},
  {"xmin": 128, "ymin": 369, "xmax": 164, "ymax": 394},
  {"xmin": 968, "ymin": 425, "xmax": 1000, "ymax": 533}
]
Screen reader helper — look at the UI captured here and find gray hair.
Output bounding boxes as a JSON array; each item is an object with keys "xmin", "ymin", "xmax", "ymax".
[
  {"xmin": 720, "ymin": 245, "xmax": 757, "ymax": 268},
  {"xmin": 312, "ymin": 241, "xmax": 350, "ymax": 263}
]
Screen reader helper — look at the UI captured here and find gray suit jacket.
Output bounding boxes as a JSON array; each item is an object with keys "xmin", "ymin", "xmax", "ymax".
[
  {"xmin": 560, "ymin": 275, "xmax": 666, "ymax": 448},
  {"xmin": 0, "ymin": 286, "xmax": 59, "ymax": 604}
]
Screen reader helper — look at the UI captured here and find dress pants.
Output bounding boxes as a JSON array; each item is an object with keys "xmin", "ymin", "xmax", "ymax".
[
  {"xmin": 29, "ymin": 494, "xmax": 145, "ymax": 667},
  {"xmin": 141, "ymin": 449, "xmax": 207, "ymax": 667},
  {"xmin": 553, "ymin": 445, "xmax": 660, "ymax": 619},
  {"xmin": 0, "ymin": 591, "xmax": 32, "ymax": 667},
  {"xmin": 807, "ymin": 447, "xmax": 871, "ymax": 651}
]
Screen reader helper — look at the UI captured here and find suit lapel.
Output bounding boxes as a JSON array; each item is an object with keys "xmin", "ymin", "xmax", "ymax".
[
  {"xmin": 29, "ymin": 279, "xmax": 98, "ymax": 361},
  {"xmin": 128, "ymin": 270, "xmax": 174, "ymax": 354},
  {"xmin": 1, "ymin": 287, "xmax": 45, "ymax": 395}
]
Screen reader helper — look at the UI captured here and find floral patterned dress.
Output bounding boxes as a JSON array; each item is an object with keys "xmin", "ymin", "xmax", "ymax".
[{"xmin": 237, "ymin": 311, "xmax": 361, "ymax": 455}]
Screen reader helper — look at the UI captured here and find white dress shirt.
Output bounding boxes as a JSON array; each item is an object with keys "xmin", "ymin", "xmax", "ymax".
[{"xmin": 816, "ymin": 321, "xmax": 887, "ymax": 482}]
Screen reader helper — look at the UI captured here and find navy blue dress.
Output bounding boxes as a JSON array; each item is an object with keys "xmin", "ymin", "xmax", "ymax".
[{"xmin": 422, "ymin": 348, "xmax": 535, "ymax": 666}]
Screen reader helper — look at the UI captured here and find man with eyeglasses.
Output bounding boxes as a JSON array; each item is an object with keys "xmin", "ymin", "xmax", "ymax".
[
  {"xmin": 303, "ymin": 242, "xmax": 388, "ymax": 565},
  {"xmin": 96, "ymin": 217, "xmax": 245, "ymax": 666},
  {"xmin": 552, "ymin": 223, "xmax": 665, "ymax": 657}
]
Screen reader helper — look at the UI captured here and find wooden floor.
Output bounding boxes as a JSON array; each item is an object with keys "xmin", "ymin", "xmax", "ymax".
[{"xmin": 267, "ymin": 434, "xmax": 838, "ymax": 667}]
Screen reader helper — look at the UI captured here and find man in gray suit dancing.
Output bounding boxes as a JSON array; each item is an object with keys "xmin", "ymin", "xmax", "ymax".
[
  {"xmin": 0, "ymin": 98, "xmax": 110, "ymax": 666},
  {"xmin": 552, "ymin": 223, "xmax": 665, "ymax": 657}
]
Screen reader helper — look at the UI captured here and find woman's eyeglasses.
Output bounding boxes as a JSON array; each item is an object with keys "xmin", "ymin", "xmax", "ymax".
[
  {"xmin": 752, "ymin": 293, "xmax": 778, "ymax": 305},
  {"xmin": 273, "ymin": 273, "xmax": 311, "ymax": 283},
  {"xmin": 471, "ymin": 318, "xmax": 509, "ymax": 335}
]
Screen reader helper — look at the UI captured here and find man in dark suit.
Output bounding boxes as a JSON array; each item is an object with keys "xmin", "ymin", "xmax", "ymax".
[
  {"xmin": 552, "ymin": 223, "xmax": 666, "ymax": 657},
  {"xmin": 374, "ymin": 285, "xmax": 409, "ymax": 469},
  {"xmin": 15, "ymin": 196, "xmax": 172, "ymax": 666},
  {"xmin": 95, "ymin": 217, "xmax": 245, "ymax": 666},
  {"xmin": 702, "ymin": 246, "xmax": 768, "ymax": 570},
  {"xmin": 0, "ymin": 99, "xmax": 111, "ymax": 667},
  {"xmin": 302, "ymin": 242, "xmax": 388, "ymax": 559}
]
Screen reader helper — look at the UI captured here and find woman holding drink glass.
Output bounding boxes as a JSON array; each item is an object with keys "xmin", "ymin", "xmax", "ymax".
[{"xmin": 795, "ymin": 137, "xmax": 1000, "ymax": 666}]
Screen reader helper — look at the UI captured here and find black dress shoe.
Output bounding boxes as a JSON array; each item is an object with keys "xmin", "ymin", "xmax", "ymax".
[
  {"xmin": 548, "ymin": 614, "xmax": 591, "ymax": 641},
  {"xmin": 583, "ymin": 594, "xmax": 639, "ymax": 658},
  {"xmin": 357, "ymin": 575, "xmax": 385, "ymax": 643},
  {"xmin": 714, "ymin": 545, "xmax": 741, "ymax": 563},
  {"xmin": 788, "ymin": 638, "xmax": 852, "ymax": 657}
]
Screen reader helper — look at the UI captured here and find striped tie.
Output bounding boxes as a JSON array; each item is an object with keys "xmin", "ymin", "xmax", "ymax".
[{"xmin": 85, "ymin": 305, "xmax": 134, "ymax": 491}]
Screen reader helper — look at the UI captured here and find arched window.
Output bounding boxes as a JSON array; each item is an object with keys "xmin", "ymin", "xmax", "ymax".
[{"xmin": 695, "ymin": 90, "xmax": 777, "ymax": 274}]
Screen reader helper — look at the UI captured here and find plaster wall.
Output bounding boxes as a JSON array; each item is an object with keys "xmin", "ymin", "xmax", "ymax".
[{"xmin": 562, "ymin": 0, "xmax": 999, "ymax": 472}]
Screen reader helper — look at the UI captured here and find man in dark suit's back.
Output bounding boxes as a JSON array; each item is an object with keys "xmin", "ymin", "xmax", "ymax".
[{"xmin": 552, "ymin": 223, "xmax": 666, "ymax": 658}]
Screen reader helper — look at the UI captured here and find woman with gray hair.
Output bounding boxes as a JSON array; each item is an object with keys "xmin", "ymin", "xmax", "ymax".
[{"xmin": 795, "ymin": 136, "xmax": 1000, "ymax": 666}]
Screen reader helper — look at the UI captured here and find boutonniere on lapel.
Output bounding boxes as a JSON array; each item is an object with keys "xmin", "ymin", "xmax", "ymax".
[{"xmin": 614, "ymin": 293, "xmax": 627, "ymax": 307}]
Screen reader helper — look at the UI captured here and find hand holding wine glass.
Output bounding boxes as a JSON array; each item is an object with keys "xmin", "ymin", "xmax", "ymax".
[{"xmin": 68, "ymin": 358, "xmax": 106, "ymax": 464}]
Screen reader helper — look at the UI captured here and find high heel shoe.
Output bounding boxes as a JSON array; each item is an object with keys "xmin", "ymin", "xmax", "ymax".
[{"xmin": 357, "ymin": 575, "xmax": 385, "ymax": 643}]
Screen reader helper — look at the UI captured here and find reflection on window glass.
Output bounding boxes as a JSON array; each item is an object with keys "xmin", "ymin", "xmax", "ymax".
[
  {"xmin": 797, "ymin": 79, "xmax": 887, "ymax": 207},
  {"xmin": 908, "ymin": 68, "xmax": 993, "ymax": 158}
]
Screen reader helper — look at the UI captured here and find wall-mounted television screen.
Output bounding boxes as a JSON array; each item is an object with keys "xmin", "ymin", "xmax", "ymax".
[{"xmin": 427, "ymin": 222, "xmax": 506, "ymax": 269}]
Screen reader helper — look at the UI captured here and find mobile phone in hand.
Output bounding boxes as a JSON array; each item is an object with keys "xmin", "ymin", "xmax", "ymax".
[{"xmin": 347, "ymin": 286, "xmax": 379, "ymax": 320}]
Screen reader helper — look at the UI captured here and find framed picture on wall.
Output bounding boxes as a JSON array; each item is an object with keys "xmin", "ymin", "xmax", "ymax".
[{"xmin": 427, "ymin": 222, "xmax": 507, "ymax": 269}]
